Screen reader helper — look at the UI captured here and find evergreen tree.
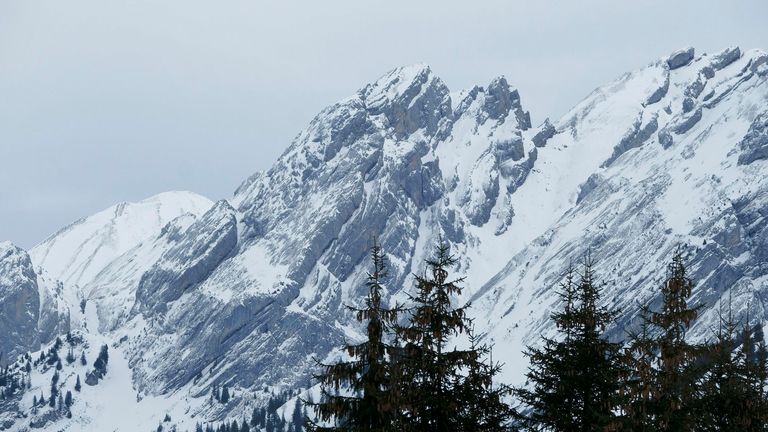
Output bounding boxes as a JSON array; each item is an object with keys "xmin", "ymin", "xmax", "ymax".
[
  {"xmin": 733, "ymin": 311, "xmax": 768, "ymax": 431},
  {"xmin": 395, "ymin": 240, "xmax": 484, "ymax": 431},
  {"xmin": 650, "ymin": 249, "xmax": 702, "ymax": 432},
  {"xmin": 64, "ymin": 390, "xmax": 73, "ymax": 408},
  {"xmin": 50, "ymin": 371, "xmax": 59, "ymax": 407},
  {"xmin": 93, "ymin": 344, "xmax": 109, "ymax": 377},
  {"xmin": 251, "ymin": 406, "xmax": 266, "ymax": 428},
  {"xmin": 620, "ymin": 248, "xmax": 703, "ymax": 431},
  {"xmin": 621, "ymin": 305, "xmax": 657, "ymax": 432},
  {"xmin": 457, "ymin": 331, "xmax": 515, "ymax": 432},
  {"xmin": 307, "ymin": 242, "xmax": 401, "ymax": 432},
  {"xmin": 515, "ymin": 258, "xmax": 626, "ymax": 432},
  {"xmin": 695, "ymin": 299, "xmax": 749, "ymax": 432},
  {"xmin": 291, "ymin": 397, "xmax": 304, "ymax": 431},
  {"xmin": 221, "ymin": 385, "xmax": 230, "ymax": 404},
  {"xmin": 75, "ymin": 375, "xmax": 82, "ymax": 392}
]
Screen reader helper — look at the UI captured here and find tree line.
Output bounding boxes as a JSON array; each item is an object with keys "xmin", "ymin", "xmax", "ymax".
[{"xmin": 306, "ymin": 242, "xmax": 768, "ymax": 431}]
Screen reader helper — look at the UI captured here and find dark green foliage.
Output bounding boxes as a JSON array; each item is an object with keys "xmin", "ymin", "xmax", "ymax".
[
  {"xmin": 619, "ymin": 248, "xmax": 768, "ymax": 431},
  {"xmin": 46, "ymin": 349, "xmax": 59, "ymax": 366},
  {"xmin": 93, "ymin": 344, "xmax": 109, "ymax": 377},
  {"xmin": 622, "ymin": 305, "xmax": 657, "ymax": 432},
  {"xmin": 307, "ymin": 240, "xmax": 514, "ymax": 431},
  {"xmin": 307, "ymin": 242, "xmax": 401, "ymax": 432},
  {"xmin": 695, "ymin": 302, "xmax": 768, "ymax": 431},
  {"xmin": 291, "ymin": 398, "xmax": 305, "ymax": 432},
  {"xmin": 649, "ymin": 250, "xmax": 702, "ymax": 432},
  {"xmin": 50, "ymin": 370, "xmax": 59, "ymax": 401},
  {"xmin": 741, "ymin": 321, "xmax": 768, "ymax": 430},
  {"xmin": 395, "ymin": 240, "xmax": 515, "ymax": 431},
  {"xmin": 457, "ymin": 332, "xmax": 516, "ymax": 432},
  {"xmin": 251, "ymin": 406, "xmax": 267, "ymax": 428},
  {"xmin": 395, "ymin": 241, "xmax": 477, "ymax": 431},
  {"xmin": 620, "ymin": 249, "xmax": 702, "ymax": 431},
  {"xmin": 514, "ymin": 259, "xmax": 626, "ymax": 432}
]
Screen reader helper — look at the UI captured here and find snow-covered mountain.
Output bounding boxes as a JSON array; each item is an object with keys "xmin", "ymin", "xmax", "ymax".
[
  {"xmin": 2, "ymin": 46, "xmax": 768, "ymax": 430},
  {"xmin": 30, "ymin": 191, "xmax": 213, "ymax": 290}
]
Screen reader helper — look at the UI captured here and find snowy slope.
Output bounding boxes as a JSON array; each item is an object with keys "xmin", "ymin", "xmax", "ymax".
[
  {"xmin": 472, "ymin": 46, "xmax": 768, "ymax": 383},
  {"xmin": 30, "ymin": 191, "xmax": 213, "ymax": 289},
  {"xmin": 2, "ymin": 46, "xmax": 768, "ymax": 430}
]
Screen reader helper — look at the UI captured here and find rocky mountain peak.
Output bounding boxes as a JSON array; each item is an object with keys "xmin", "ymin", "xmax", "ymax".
[
  {"xmin": 359, "ymin": 63, "xmax": 451, "ymax": 139},
  {"xmin": 0, "ymin": 241, "xmax": 35, "ymax": 287},
  {"xmin": 483, "ymin": 76, "xmax": 531, "ymax": 128}
]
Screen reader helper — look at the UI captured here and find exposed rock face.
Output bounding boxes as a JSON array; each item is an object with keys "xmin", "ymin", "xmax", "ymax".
[
  {"xmin": 710, "ymin": 46, "xmax": 741, "ymax": 70},
  {"xmin": 659, "ymin": 129, "xmax": 674, "ymax": 148},
  {"xmin": 0, "ymin": 242, "xmax": 68, "ymax": 363},
  {"xmin": 85, "ymin": 371, "xmax": 100, "ymax": 386},
  {"xmin": 602, "ymin": 112, "xmax": 659, "ymax": 167},
  {"xmin": 646, "ymin": 70, "xmax": 670, "ymax": 105},
  {"xmin": 532, "ymin": 119, "xmax": 556, "ymax": 147},
  {"xmin": 672, "ymin": 107, "xmax": 703, "ymax": 134},
  {"xmin": 360, "ymin": 64, "xmax": 451, "ymax": 139},
  {"xmin": 0, "ymin": 242, "xmax": 40, "ymax": 361},
  {"xmin": 738, "ymin": 112, "xmax": 768, "ymax": 165},
  {"xmin": 668, "ymin": 47, "xmax": 695, "ymax": 69},
  {"xmin": 134, "ymin": 200, "xmax": 238, "ymax": 316}
]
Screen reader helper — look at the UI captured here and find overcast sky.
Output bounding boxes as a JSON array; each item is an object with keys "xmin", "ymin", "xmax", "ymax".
[{"xmin": 1, "ymin": 0, "xmax": 766, "ymax": 248}]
